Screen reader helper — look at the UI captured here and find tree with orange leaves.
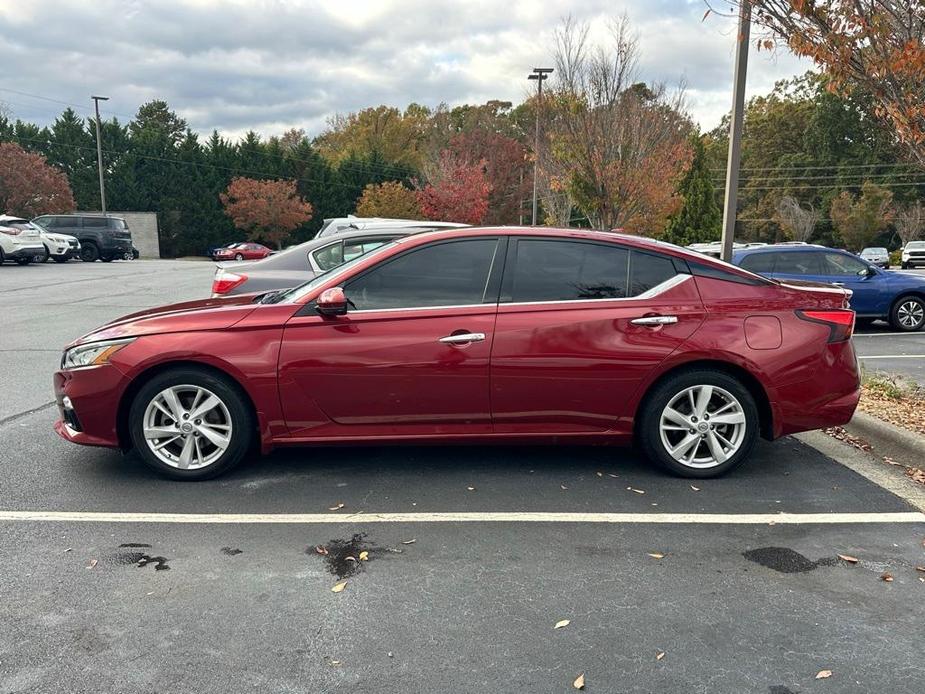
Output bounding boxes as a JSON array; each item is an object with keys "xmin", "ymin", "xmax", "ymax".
[
  {"xmin": 220, "ymin": 177, "xmax": 313, "ymax": 249},
  {"xmin": 708, "ymin": 1, "xmax": 925, "ymax": 165},
  {"xmin": 0, "ymin": 142, "xmax": 75, "ymax": 217}
]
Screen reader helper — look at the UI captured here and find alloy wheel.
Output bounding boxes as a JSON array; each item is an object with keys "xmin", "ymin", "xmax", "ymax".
[
  {"xmin": 658, "ymin": 385, "xmax": 747, "ymax": 469},
  {"xmin": 897, "ymin": 300, "xmax": 924, "ymax": 329},
  {"xmin": 142, "ymin": 385, "xmax": 233, "ymax": 470}
]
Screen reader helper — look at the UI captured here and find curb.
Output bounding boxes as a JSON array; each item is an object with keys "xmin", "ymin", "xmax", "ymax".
[{"xmin": 843, "ymin": 410, "xmax": 925, "ymax": 465}]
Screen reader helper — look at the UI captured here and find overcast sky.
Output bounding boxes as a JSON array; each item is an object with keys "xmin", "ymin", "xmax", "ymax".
[{"xmin": 0, "ymin": 0, "xmax": 811, "ymax": 141}]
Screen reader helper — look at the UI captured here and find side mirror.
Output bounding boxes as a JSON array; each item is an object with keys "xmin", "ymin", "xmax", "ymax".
[{"xmin": 315, "ymin": 287, "xmax": 348, "ymax": 316}]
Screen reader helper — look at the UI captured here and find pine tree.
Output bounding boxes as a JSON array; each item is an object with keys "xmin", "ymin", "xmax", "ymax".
[{"xmin": 662, "ymin": 136, "xmax": 721, "ymax": 246}]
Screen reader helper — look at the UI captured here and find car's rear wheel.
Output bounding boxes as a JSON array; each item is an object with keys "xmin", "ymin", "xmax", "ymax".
[
  {"xmin": 37, "ymin": 247, "xmax": 50, "ymax": 263},
  {"xmin": 129, "ymin": 368, "xmax": 255, "ymax": 480},
  {"xmin": 79, "ymin": 243, "xmax": 99, "ymax": 262},
  {"xmin": 889, "ymin": 295, "xmax": 925, "ymax": 332},
  {"xmin": 639, "ymin": 370, "xmax": 759, "ymax": 478},
  {"xmin": 15, "ymin": 256, "xmax": 31, "ymax": 266}
]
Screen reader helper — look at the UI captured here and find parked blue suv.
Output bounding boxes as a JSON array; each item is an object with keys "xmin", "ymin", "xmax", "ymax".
[{"xmin": 731, "ymin": 244, "xmax": 925, "ymax": 331}]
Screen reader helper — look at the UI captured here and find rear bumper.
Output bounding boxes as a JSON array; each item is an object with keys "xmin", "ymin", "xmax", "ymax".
[{"xmin": 4, "ymin": 245, "xmax": 45, "ymax": 259}]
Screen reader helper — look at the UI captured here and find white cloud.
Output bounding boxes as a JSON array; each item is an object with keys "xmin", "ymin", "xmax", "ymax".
[{"xmin": 0, "ymin": 0, "xmax": 813, "ymax": 141}]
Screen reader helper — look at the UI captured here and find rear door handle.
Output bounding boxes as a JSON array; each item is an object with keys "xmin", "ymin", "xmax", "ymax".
[
  {"xmin": 630, "ymin": 315, "xmax": 678, "ymax": 326},
  {"xmin": 439, "ymin": 332, "xmax": 486, "ymax": 344}
]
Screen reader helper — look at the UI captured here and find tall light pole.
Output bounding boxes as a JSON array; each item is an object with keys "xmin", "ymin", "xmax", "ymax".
[
  {"xmin": 528, "ymin": 67, "xmax": 553, "ymax": 226},
  {"xmin": 91, "ymin": 95, "xmax": 109, "ymax": 215},
  {"xmin": 719, "ymin": 2, "xmax": 751, "ymax": 261}
]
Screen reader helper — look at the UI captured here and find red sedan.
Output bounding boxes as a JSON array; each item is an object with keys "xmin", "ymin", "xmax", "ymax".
[
  {"xmin": 212, "ymin": 242, "xmax": 272, "ymax": 261},
  {"xmin": 54, "ymin": 227, "xmax": 860, "ymax": 480}
]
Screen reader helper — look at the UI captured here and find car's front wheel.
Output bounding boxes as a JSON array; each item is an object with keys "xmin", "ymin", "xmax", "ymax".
[
  {"xmin": 79, "ymin": 243, "xmax": 99, "ymax": 262},
  {"xmin": 890, "ymin": 295, "xmax": 925, "ymax": 332},
  {"xmin": 129, "ymin": 368, "xmax": 255, "ymax": 480},
  {"xmin": 234, "ymin": 253, "xmax": 244, "ymax": 261},
  {"xmin": 638, "ymin": 370, "xmax": 759, "ymax": 478}
]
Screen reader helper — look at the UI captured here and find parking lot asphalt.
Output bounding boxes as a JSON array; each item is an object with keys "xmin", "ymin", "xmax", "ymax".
[{"xmin": 2, "ymin": 260, "xmax": 924, "ymax": 693}]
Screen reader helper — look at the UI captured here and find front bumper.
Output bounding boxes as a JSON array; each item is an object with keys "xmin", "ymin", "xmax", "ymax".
[{"xmin": 53, "ymin": 366, "xmax": 127, "ymax": 449}]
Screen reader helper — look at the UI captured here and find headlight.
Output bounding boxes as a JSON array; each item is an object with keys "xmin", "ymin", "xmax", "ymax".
[{"xmin": 61, "ymin": 338, "xmax": 135, "ymax": 370}]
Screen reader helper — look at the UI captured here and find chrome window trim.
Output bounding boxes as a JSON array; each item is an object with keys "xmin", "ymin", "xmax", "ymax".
[{"xmin": 344, "ymin": 273, "xmax": 692, "ymax": 314}]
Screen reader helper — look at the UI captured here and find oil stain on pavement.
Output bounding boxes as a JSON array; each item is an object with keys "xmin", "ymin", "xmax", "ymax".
[
  {"xmin": 743, "ymin": 547, "xmax": 838, "ymax": 573},
  {"xmin": 310, "ymin": 533, "xmax": 393, "ymax": 579},
  {"xmin": 106, "ymin": 543, "xmax": 171, "ymax": 571}
]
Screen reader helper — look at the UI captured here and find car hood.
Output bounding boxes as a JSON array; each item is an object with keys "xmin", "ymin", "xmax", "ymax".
[
  {"xmin": 44, "ymin": 232, "xmax": 78, "ymax": 243},
  {"xmin": 70, "ymin": 293, "xmax": 263, "ymax": 347}
]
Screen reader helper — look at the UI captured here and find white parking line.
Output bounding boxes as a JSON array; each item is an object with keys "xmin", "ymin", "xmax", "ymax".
[
  {"xmin": 858, "ymin": 355, "xmax": 925, "ymax": 359},
  {"xmin": 0, "ymin": 511, "xmax": 922, "ymax": 524}
]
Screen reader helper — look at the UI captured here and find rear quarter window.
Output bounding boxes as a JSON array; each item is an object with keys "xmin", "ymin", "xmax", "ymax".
[{"xmin": 738, "ymin": 252, "xmax": 777, "ymax": 274}]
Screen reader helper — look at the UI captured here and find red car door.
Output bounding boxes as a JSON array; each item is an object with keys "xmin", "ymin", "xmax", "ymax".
[
  {"xmin": 490, "ymin": 238, "xmax": 705, "ymax": 434},
  {"xmin": 278, "ymin": 237, "xmax": 503, "ymax": 438}
]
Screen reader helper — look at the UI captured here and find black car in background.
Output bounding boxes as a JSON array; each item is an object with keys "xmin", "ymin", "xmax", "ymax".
[{"xmin": 32, "ymin": 214, "xmax": 133, "ymax": 262}]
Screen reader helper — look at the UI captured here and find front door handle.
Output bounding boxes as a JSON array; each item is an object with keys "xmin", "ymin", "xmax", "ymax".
[
  {"xmin": 630, "ymin": 315, "xmax": 678, "ymax": 326},
  {"xmin": 439, "ymin": 332, "xmax": 486, "ymax": 344}
]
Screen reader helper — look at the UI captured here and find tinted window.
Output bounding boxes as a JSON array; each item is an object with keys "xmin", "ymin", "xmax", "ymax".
[
  {"xmin": 821, "ymin": 252, "xmax": 868, "ymax": 276},
  {"xmin": 773, "ymin": 250, "xmax": 824, "ymax": 276},
  {"xmin": 110, "ymin": 219, "xmax": 127, "ymax": 230},
  {"xmin": 739, "ymin": 253, "xmax": 777, "ymax": 274},
  {"xmin": 629, "ymin": 251, "xmax": 676, "ymax": 295},
  {"xmin": 510, "ymin": 239, "xmax": 629, "ymax": 302},
  {"xmin": 83, "ymin": 217, "xmax": 107, "ymax": 228},
  {"xmin": 345, "ymin": 239, "xmax": 498, "ymax": 310},
  {"xmin": 313, "ymin": 241, "xmax": 344, "ymax": 271}
]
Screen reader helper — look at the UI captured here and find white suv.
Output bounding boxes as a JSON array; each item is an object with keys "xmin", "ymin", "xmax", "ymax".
[
  {"xmin": 901, "ymin": 241, "xmax": 925, "ymax": 269},
  {"xmin": 0, "ymin": 215, "xmax": 46, "ymax": 265}
]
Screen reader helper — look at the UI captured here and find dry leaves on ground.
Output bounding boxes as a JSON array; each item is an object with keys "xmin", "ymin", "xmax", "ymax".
[
  {"xmin": 837, "ymin": 554, "xmax": 859, "ymax": 564},
  {"xmin": 314, "ymin": 545, "xmax": 329, "ymax": 555},
  {"xmin": 648, "ymin": 552, "xmax": 665, "ymax": 560},
  {"xmin": 331, "ymin": 581, "xmax": 347, "ymax": 593},
  {"xmin": 881, "ymin": 572, "xmax": 894, "ymax": 582},
  {"xmin": 857, "ymin": 378, "xmax": 925, "ymax": 436},
  {"xmin": 816, "ymin": 669, "xmax": 833, "ymax": 679},
  {"xmin": 554, "ymin": 619, "xmax": 570, "ymax": 629},
  {"xmin": 656, "ymin": 651, "xmax": 666, "ymax": 661},
  {"xmin": 86, "ymin": 559, "xmax": 97, "ymax": 569},
  {"xmin": 627, "ymin": 487, "xmax": 645, "ymax": 494},
  {"xmin": 359, "ymin": 551, "xmax": 369, "ymax": 561},
  {"xmin": 401, "ymin": 539, "xmax": 416, "ymax": 545},
  {"xmin": 328, "ymin": 503, "xmax": 345, "ymax": 511},
  {"xmin": 572, "ymin": 674, "xmax": 585, "ymax": 690}
]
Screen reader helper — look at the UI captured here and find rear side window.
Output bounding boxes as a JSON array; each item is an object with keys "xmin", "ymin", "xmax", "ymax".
[
  {"xmin": 739, "ymin": 253, "xmax": 777, "ymax": 274},
  {"xmin": 772, "ymin": 250, "xmax": 824, "ymax": 276},
  {"xmin": 509, "ymin": 239, "xmax": 629, "ymax": 302},
  {"xmin": 83, "ymin": 217, "xmax": 107, "ymax": 228},
  {"xmin": 629, "ymin": 251, "xmax": 676, "ymax": 295},
  {"xmin": 345, "ymin": 238, "xmax": 499, "ymax": 310},
  {"xmin": 110, "ymin": 219, "xmax": 127, "ymax": 230}
]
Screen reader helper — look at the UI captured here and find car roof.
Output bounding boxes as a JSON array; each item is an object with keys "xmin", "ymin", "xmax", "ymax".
[
  {"xmin": 0, "ymin": 215, "xmax": 29, "ymax": 224},
  {"xmin": 733, "ymin": 243, "xmax": 831, "ymax": 256},
  {"xmin": 34, "ymin": 213, "xmax": 125, "ymax": 221}
]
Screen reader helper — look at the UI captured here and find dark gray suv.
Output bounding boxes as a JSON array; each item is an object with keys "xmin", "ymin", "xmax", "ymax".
[{"xmin": 32, "ymin": 214, "xmax": 133, "ymax": 262}]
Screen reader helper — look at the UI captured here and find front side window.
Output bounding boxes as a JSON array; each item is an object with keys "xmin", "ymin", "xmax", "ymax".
[
  {"xmin": 509, "ymin": 239, "xmax": 630, "ymax": 302},
  {"xmin": 345, "ymin": 238, "xmax": 499, "ymax": 310},
  {"xmin": 822, "ymin": 252, "xmax": 869, "ymax": 276}
]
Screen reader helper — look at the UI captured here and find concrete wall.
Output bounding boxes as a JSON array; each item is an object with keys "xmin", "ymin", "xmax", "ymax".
[{"xmin": 80, "ymin": 211, "xmax": 161, "ymax": 258}]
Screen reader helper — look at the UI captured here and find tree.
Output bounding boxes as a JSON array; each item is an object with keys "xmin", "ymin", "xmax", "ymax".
[
  {"xmin": 0, "ymin": 142, "xmax": 75, "ymax": 217},
  {"xmin": 314, "ymin": 105, "xmax": 431, "ymax": 170},
  {"xmin": 775, "ymin": 196, "xmax": 818, "ymax": 242},
  {"xmin": 546, "ymin": 16, "xmax": 693, "ymax": 232},
  {"xmin": 220, "ymin": 177, "xmax": 313, "ymax": 249},
  {"xmin": 416, "ymin": 151, "xmax": 491, "ymax": 225},
  {"xmin": 829, "ymin": 181, "xmax": 894, "ymax": 251},
  {"xmin": 662, "ymin": 136, "xmax": 722, "ymax": 245},
  {"xmin": 355, "ymin": 181, "xmax": 421, "ymax": 218},
  {"xmin": 895, "ymin": 200, "xmax": 925, "ymax": 247},
  {"xmin": 711, "ymin": 1, "xmax": 925, "ymax": 166},
  {"xmin": 447, "ymin": 130, "xmax": 529, "ymax": 224}
]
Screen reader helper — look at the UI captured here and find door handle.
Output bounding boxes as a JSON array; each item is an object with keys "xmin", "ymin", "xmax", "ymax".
[
  {"xmin": 630, "ymin": 315, "xmax": 678, "ymax": 326},
  {"xmin": 439, "ymin": 332, "xmax": 486, "ymax": 344}
]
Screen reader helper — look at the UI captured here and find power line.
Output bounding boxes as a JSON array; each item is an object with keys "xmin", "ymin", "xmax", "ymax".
[
  {"xmin": 712, "ymin": 170, "xmax": 925, "ymax": 184},
  {"xmin": 710, "ymin": 160, "xmax": 922, "ymax": 173},
  {"xmin": 713, "ymin": 180, "xmax": 925, "ymax": 192}
]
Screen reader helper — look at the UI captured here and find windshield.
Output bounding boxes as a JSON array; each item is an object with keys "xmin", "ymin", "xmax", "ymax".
[
  {"xmin": 907, "ymin": 242, "xmax": 925, "ymax": 249},
  {"xmin": 862, "ymin": 248, "xmax": 887, "ymax": 254},
  {"xmin": 268, "ymin": 240, "xmax": 399, "ymax": 304}
]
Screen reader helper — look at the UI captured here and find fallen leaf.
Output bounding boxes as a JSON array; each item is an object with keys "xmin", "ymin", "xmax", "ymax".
[
  {"xmin": 401, "ymin": 539, "xmax": 416, "ymax": 545},
  {"xmin": 596, "ymin": 472, "xmax": 603, "ymax": 477},
  {"xmin": 359, "ymin": 551, "xmax": 369, "ymax": 561},
  {"xmin": 816, "ymin": 670, "xmax": 833, "ymax": 679},
  {"xmin": 331, "ymin": 581, "xmax": 347, "ymax": 593},
  {"xmin": 328, "ymin": 503, "xmax": 345, "ymax": 511},
  {"xmin": 915, "ymin": 566, "xmax": 925, "ymax": 573},
  {"xmin": 881, "ymin": 572, "xmax": 894, "ymax": 582},
  {"xmin": 627, "ymin": 487, "xmax": 645, "ymax": 494},
  {"xmin": 648, "ymin": 552, "xmax": 665, "ymax": 560},
  {"xmin": 345, "ymin": 556, "xmax": 357, "ymax": 563},
  {"xmin": 573, "ymin": 673, "xmax": 585, "ymax": 690},
  {"xmin": 561, "ymin": 484, "xmax": 569, "ymax": 490},
  {"xmin": 63, "ymin": 547, "xmax": 72, "ymax": 553},
  {"xmin": 656, "ymin": 651, "xmax": 665, "ymax": 661},
  {"xmin": 467, "ymin": 486, "xmax": 475, "ymax": 491},
  {"xmin": 314, "ymin": 545, "xmax": 329, "ymax": 556},
  {"xmin": 554, "ymin": 619, "xmax": 570, "ymax": 629},
  {"xmin": 690, "ymin": 485, "xmax": 700, "ymax": 491},
  {"xmin": 838, "ymin": 554, "xmax": 859, "ymax": 564},
  {"xmin": 86, "ymin": 559, "xmax": 97, "ymax": 569},
  {"xmin": 330, "ymin": 659, "xmax": 342, "ymax": 666},
  {"xmin": 607, "ymin": 473, "xmax": 618, "ymax": 478}
]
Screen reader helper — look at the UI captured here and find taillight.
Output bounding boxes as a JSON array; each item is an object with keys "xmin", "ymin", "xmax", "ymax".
[
  {"xmin": 795, "ymin": 309, "xmax": 855, "ymax": 342},
  {"xmin": 0, "ymin": 227, "xmax": 22, "ymax": 236},
  {"xmin": 212, "ymin": 272, "xmax": 247, "ymax": 295}
]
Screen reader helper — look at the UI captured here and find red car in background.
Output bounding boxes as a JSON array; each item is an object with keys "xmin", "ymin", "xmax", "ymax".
[
  {"xmin": 54, "ymin": 227, "xmax": 860, "ymax": 481},
  {"xmin": 212, "ymin": 242, "xmax": 272, "ymax": 261}
]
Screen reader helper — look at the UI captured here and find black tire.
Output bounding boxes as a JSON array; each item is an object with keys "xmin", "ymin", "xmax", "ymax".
[
  {"xmin": 79, "ymin": 243, "xmax": 100, "ymax": 262},
  {"xmin": 889, "ymin": 294, "xmax": 925, "ymax": 332},
  {"xmin": 37, "ymin": 247, "xmax": 51, "ymax": 263},
  {"xmin": 901, "ymin": 263, "xmax": 909, "ymax": 269},
  {"xmin": 15, "ymin": 256, "xmax": 31, "ymax": 266},
  {"xmin": 101, "ymin": 256, "xmax": 114, "ymax": 262},
  {"xmin": 129, "ymin": 367, "xmax": 255, "ymax": 481},
  {"xmin": 638, "ymin": 369, "xmax": 759, "ymax": 478},
  {"xmin": 234, "ymin": 253, "xmax": 244, "ymax": 261}
]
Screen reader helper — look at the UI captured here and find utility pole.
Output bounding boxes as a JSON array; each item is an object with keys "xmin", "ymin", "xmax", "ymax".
[
  {"xmin": 528, "ymin": 67, "xmax": 553, "ymax": 226},
  {"xmin": 91, "ymin": 95, "xmax": 109, "ymax": 215},
  {"xmin": 720, "ymin": 1, "xmax": 751, "ymax": 262}
]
